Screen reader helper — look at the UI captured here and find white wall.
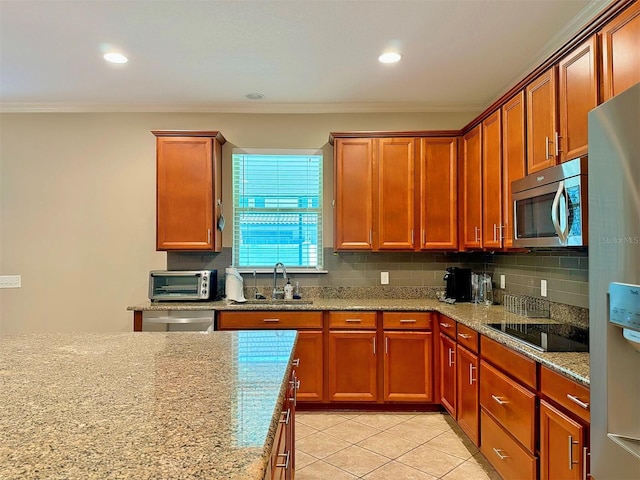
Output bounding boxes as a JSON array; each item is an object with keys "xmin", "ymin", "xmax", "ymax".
[{"xmin": 0, "ymin": 111, "xmax": 476, "ymax": 334}]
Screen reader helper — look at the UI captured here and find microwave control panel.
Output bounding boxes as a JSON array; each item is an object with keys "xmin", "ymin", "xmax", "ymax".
[{"xmin": 609, "ymin": 282, "xmax": 640, "ymax": 332}]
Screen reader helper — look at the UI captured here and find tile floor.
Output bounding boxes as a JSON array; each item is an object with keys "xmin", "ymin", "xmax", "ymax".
[{"xmin": 294, "ymin": 411, "xmax": 501, "ymax": 480}]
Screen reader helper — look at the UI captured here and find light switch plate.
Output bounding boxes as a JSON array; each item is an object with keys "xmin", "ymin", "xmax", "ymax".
[
  {"xmin": 541, "ymin": 279, "xmax": 547, "ymax": 297},
  {"xmin": 0, "ymin": 275, "xmax": 21, "ymax": 288},
  {"xmin": 500, "ymin": 274, "xmax": 506, "ymax": 289},
  {"xmin": 381, "ymin": 272, "xmax": 389, "ymax": 285}
]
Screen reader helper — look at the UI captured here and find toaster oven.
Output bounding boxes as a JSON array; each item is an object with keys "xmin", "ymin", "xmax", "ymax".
[{"xmin": 149, "ymin": 270, "xmax": 217, "ymax": 301}]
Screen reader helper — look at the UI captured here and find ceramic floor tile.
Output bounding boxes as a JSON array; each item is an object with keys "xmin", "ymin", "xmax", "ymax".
[
  {"xmin": 401, "ymin": 412, "xmax": 455, "ymax": 431},
  {"xmin": 385, "ymin": 419, "xmax": 444, "ymax": 444},
  {"xmin": 296, "ymin": 412, "xmax": 350, "ymax": 430},
  {"xmin": 357, "ymin": 430, "xmax": 422, "ymax": 459},
  {"xmin": 441, "ymin": 456, "xmax": 503, "ymax": 480},
  {"xmin": 351, "ymin": 412, "xmax": 415, "ymax": 430},
  {"xmin": 323, "ymin": 444, "xmax": 390, "ymax": 477},
  {"xmin": 425, "ymin": 429, "xmax": 479, "ymax": 460},
  {"xmin": 397, "ymin": 444, "xmax": 466, "ymax": 477},
  {"xmin": 362, "ymin": 460, "xmax": 439, "ymax": 480},
  {"xmin": 296, "ymin": 431, "xmax": 352, "ymax": 459},
  {"xmin": 295, "ymin": 421, "xmax": 317, "ymax": 441},
  {"xmin": 295, "ymin": 460, "xmax": 358, "ymax": 480},
  {"xmin": 295, "ymin": 450, "xmax": 319, "ymax": 470},
  {"xmin": 322, "ymin": 419, "xmax": 381, "ymax": 444}
]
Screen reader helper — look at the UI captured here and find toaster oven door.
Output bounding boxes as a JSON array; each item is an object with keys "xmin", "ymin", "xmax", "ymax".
[{"xmin": 149, "ymin": 271, "xmax": 204, "ymax": 300}]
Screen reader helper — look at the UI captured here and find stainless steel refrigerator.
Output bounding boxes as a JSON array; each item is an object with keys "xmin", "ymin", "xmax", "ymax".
[{"xmin": 588, "ymin": 81, "xmax": 640, "ymax": 479}]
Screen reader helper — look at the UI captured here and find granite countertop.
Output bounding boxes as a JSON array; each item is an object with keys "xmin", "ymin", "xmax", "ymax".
[
  {"xmin": 0, "ymin": 331, "xmax": 297, "ymax": 480},
  {"xmin": 128, "ymin": 298, "xmax": 590, "ymax": 386}
]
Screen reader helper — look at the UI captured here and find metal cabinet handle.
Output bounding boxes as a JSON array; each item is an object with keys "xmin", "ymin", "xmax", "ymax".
[
  {"xmin": 474, "ymin": 226, "xmax": 480, "ymax": 243},
  {"xmin": 292, "ymin": 358, "xmax": 300, "ymax": 367},
  {"xmin": 369, "ymin": 229, "xmax": 373, "ymax": 246},
  {"xmin": 440, "ymin": 322, "xmax": 451, "ymax": 329},
  {"xmin": 493, "ymin": 448, "xmax": 509, "ymax": 460},
  {"xmin": 279, "ymin": 408, "xmax": 291, "ymax": 425},
  {"xmin": 583, "ymin": 447, "xmax": 589, "ymax": 480},
  {"xmin": 207, "ymin": 228, "xmax": 211, "ymax": 244},
  {"xmin": 385, "ymin": 336, "xmax": 389, "ymax": 354},
  {"xmin": 469, "ymin": 364, "xmax": 477, "ymax": 385},
  {"xmin": 276, "ymin": 451, "xmax": 290, "ymax": 469},
  {"xmin": 567, "ymin": 394, "xmax": 589, "ymax": 409},
  {"xmin": 263, "ymin": 318, "xmax": 280, "ymax": 323},
  {"xmin": 400, "ymin": 319, "xmax": 417, "ymax": 323},
  {"xmin": 422, "ymin": 229, "xmax": 426, "ymax": 246},
  {"xmin": 569, "ymin": 435, "xmax": 580, "ymax": 470},
  {"xmin": 491, "ymin": 394, "xmax": 508, "ymax": 405},
  {"xmin": 373, "ymin": 337, "xmax": 376, "ymax": 355},
  {"xmin": 458, "ymin": 333, "xmax": 471, "ymax": 339},
  {"xmin": 411, "ymin": 229, "xmax": 414, "ymax": 245},
  {"xmin": 555, "ymin": 131, "xmax": 562, "ymax": 155},
  {"xmin": 545, "ymin": 136, "xmax": 551, "ymax": 159},
  {"xmin": 345, "ymin": 318, "xmax": 361, "ymax": 323},
  {"xmin": 448, "ymin": 348, "xmax": 455, "ymax": 367}
]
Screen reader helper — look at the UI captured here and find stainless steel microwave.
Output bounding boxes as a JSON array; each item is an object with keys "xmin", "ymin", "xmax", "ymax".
[
  {"xmin": 512, "ymin": 157, "xmax": 588, "ymax": 248},
  {"xmin": 149, "ymin": 270, "xmax": 217, "ymax": 301}
]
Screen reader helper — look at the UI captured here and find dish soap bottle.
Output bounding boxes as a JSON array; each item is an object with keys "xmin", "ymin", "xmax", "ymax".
[{"xmin": 284, "ymin": 279, "xmax": 294, "ymax": 300}]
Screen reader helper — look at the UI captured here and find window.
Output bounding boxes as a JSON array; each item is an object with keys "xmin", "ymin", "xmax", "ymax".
[{"xmin": 232, "ymin": 148, "xmax": 323, "ymax": 270}]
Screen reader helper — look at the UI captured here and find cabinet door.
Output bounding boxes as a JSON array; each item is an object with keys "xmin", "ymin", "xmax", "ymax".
[
  {"xmin": 456, "ymin": 344, "xmax": 479, "ymax": 446},
  {"xmin": 375, "ymin": 138, "xmax": 416, "ymax": 250},
  {"xmin": 156, "ymin": 136, "xmax": 220, "ymax": 251},
  {"xmin": 294, "ymin": 331, "xmax": 324, "ymax": 402},
  {"xmin": 419, "ymin": 137, "xmax": 458, "ymax": 250},
  {"xmin": 439, "ymin": 332, "xmax": 457, "ymax": 416},
  {"xmin": 460, "ymin": 125, "xmax": 483, "ymax": 249},
  {"xmin": 334, "ymin": 139, "xmax": 374, "ymax": 250},
  {"xmin": 328, "ymin": 331, "xmax": 377, "ymax": 402},
  {"xmin": 601, "ymin": 1, "xmax": 640, "ymax": 101},
  {"xmin": 526, "ymin": 67, "xmax": 558, "ymax": 174},
  {"xmin": 383, "ymin": 331, "xmax": 434, "ymax": 402},
  {"xmin": 482, "ymin": 110, "xmax": 503, "ymax": 249},
  {"xmin": 558, "ymin": 36, "xmax": 598, "ymax": 162},
  {"xmin": 540, "ymin": 400, "xmax": 586, "ymax": 480},
  {"xmin": 501, "ymin": 91, "xmax": 526, "ymax": 249}
]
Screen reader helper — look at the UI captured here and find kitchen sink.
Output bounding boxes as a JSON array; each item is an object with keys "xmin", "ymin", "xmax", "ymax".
[{"xmin": 232, "ymin": 299, "xmax": 314, "ymax": 305}]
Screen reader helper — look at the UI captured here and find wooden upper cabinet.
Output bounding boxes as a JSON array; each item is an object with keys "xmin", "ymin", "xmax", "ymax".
[
  {"xmin": 558, "ymin": 35, "xmax": 598, "ymax": 162},
  {"xmin": 334, "ymin": 138, "xmax": 374, "ymax": 250},
  {"xmin": 601, "ymin": 0, "xmax": 640, "ymax": 101},
  {"xmin": 375, "ymin": 138, "xmax": 416, "ymax": 250},
  {"xmin": 501, "ymin": 91, "xmax": 527, "ymax": 249},
  {"xmin": 460, "ymin": 124, "xmax": 483, "ymax": 249},
  {"xmin": 419, "ymin": 137, "xmax": 458, "ymax": 250},
  {"xmin": 526, "ymin": 67, "xmax": 558, "ymax": 174},
  {"xmin": 154, "ymin": 131, "xmax": 224, "ymax": 251},
  {"xmin": 482, "ymin": 110, "xmax": 503, "ymax": 249}
]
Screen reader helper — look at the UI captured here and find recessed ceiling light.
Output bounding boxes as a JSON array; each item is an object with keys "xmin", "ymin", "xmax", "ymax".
[
  {"xmin": 103, "ymin": 52, "xmax": 128, "ymax": 64},
  {"xmin": 246, "ymin": 93, "xmax": 265, "ymax": 100},
  {"xmin": 378, "ymin": 52, "xmax": 402, "ymax": 64}
]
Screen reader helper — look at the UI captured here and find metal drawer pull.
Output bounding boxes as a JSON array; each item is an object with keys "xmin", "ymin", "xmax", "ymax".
[
  {"xmin": 440, "ymin": 322, "xmax": 451, "ymax": 328},
  {"xmin": 400, "ymin": 319, "xmax": 417, "ymax": 323},
  {"xmin": 469, "ymin": 364, "xmax": 477, "ymax": 385},
  {"xmin": 458, "ymin": 333, "xmax": 472, "ymax": 339},
  {"xmin": 491, "ymin": 394, "xmax": 508, "ymax": 405},
  {"xmin": 345, "ymin": 318, "xmax": 362, "ymax": 323},
  {"xmin": 493, "ymin": 448, "xmax": 509, "ymax": 460},
  {"xmin": 568, "ymin": 435, "xmax": 579, "ymax": 470},
  {"xmin": 263, "ymin": 318, "xmax": 280, "ymax": 323},
  {"xmin": 292, "ymin": 358, "xmax": 300, "ymax": 367},
  {"xmin": 448, "ymin": 348, "xmax": 455, "ymax": 367},
  {"xmin": 276, "ymin": 451, "xmax": 290, "ymax": 469},
  {"xmin": 385, "ymin": 336, "xmax": 389, "ymax": 354},
  {"xmin": 279, "ymin": 408, "xmax": 290, "ymax": 425},
  {"xmin": 583, "ymin": 447, "xmax": 589, "ymax": 480},
  {"xmin": 566, "ymin": 394, "xmax": 589, "ymax": 409}
]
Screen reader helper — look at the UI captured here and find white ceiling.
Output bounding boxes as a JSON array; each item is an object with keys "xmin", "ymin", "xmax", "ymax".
[{"xmin": 0, "ymin": 0, "xmax": 612, "ymax": 114}]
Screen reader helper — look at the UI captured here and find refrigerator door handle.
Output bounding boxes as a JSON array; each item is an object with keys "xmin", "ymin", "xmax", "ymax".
[{"xmin": 551, "ymin": 180, "xmax": 566, "ymax": 244}]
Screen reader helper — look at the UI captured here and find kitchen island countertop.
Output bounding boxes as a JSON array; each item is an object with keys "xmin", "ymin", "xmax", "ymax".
[
  {"xmin": 0, "ymin": 331, "xmax": 297, "ymax": 480},
  {"xmin": 129, "ymin": 298, "xmax": 590, "ymax": 386}
]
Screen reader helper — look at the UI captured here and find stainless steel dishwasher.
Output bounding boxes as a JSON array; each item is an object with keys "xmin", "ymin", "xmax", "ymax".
[{"xmin": 141, "ymin": 310, "xmax": 214, "ymax": 332}]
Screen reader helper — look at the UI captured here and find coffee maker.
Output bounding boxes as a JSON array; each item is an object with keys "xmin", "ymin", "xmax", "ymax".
[{"xmin": 443, "ymin": 267, "xmax": 472, "ymax": 302}]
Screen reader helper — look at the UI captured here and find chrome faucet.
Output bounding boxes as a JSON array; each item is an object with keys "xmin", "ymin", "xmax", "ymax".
[{"xmin": 272, "ymin": 262, "xmax": 287, "ymax": 299}]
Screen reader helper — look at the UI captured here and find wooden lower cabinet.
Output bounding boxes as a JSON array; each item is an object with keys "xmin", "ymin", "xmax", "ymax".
[
  {"xmin": 480, "ymin": 409, "xmax": 537, "ymax": 480},
  {"xmin": 294, "ymin": 331, "xmax": 323, "ymax": 402},
  {"xmin": 328, "ymin": 330, "xmax": 377, "ymax": 402},
  {"xmin": 439, "ymin": 332, "xmax": 457, "ymax": 416},
  {"xmin": 540, "ymin": 400, "xmax": 587, "ymax": 480},
  {"xmin": 266, "ymin": 367, "xmax": 296, "ymax": 480},
  {"xmin": 456, "ymin": 344, "xmax": 479, "ymax": 446},
  {"xmin": 383, "ymin": 331, "xmax": 434, "ymax": 402}
]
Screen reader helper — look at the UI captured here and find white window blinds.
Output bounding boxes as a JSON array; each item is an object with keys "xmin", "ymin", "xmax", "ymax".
[{"xmin": 232, "ymin": 149, "xmax": 323, "ymax": 270}]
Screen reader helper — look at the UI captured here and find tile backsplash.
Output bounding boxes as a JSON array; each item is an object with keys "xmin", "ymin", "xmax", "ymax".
[{"xmin": 168, "ymin": 247, "xmax": 589, "ymax": 309}]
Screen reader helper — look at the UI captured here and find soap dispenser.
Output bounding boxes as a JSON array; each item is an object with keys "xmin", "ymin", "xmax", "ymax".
[{"xmin": 284, "ymin": 279, "xmax": 294, "ymax": 300}]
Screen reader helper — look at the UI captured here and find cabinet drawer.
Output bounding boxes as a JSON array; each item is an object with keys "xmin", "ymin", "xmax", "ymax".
[
  {"xmin": 383, "ymin": 312, "xmax": 433, "ymax": 330},
  {"xmin": 480, "ymin": 360, "xmax": 536, "ymax": 452},
  {"xmin": 218, "ymin": 311, "xmax": 323, "ymax": 329},
  {"xmin": 456, "ymin": 324, "xmax": 478, "ymax": 353},
  {"xmin": 481, "ymin": 335, "xmax": 537, "ymax": 389},
  {"xmin": 329, "ymin": 311, "xmax": 377, "ymax": 329},
  {"xmin": 438, "ymin": 315, "xmax": 457, "ymax": 338},
  {"xmin": 540, "ymin": 366, "xmax": 590, "ymax": 423},
  {"xmin": 480, "ymin": 410, "xmax": 537, "ymax": 480}
]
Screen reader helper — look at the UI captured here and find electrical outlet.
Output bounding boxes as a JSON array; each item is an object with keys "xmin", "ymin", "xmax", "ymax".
[
  {"xmin": 500, "ymin": 274, "xmax": 506, "ymax": 289},
  {"xmin": 0, "ymin": 275, "xmax": 21, "ymax": 288},
  {"xmin": 541, "ymin": 279, "xmax": 547, "ymax": 297},
  {"xmin": 381, "ymin": 272, "xmax": 389, "ymax": 285}
]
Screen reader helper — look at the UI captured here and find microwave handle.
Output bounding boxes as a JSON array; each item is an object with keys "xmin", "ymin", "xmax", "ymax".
[{"xmin": 551, "ymin": 180, "xmax": 567, "ymax": 244}]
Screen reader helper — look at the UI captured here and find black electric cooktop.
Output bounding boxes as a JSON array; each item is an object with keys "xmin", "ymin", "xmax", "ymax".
[{"xmin": 486, "ymin": 322, "xmax": 589, "ymax": 352}]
